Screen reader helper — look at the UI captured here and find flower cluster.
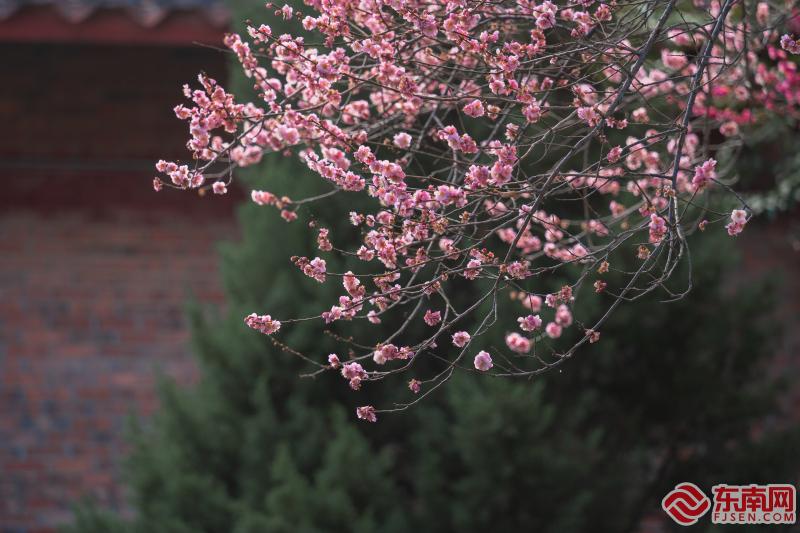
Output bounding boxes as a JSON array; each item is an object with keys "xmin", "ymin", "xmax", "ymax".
[
  {"xmin": 244, "ymin": 313, "xmax": 281, "ymax": 335},
  {"xmin": 156, "ymin": 0, "xmax": 800, "ymax": 420},
  {"xmin": 726, "ymin": 209, "xmax": 749, "ymax": 236}
]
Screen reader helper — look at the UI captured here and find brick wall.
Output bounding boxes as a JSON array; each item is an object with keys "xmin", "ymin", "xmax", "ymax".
[
  {"xmin": 0, "ymin": 176, "xmax": 239, "ymax": 532},
  {"xmin": 0, "ymin": 39, "xmax": 235, "ymax": 532}
]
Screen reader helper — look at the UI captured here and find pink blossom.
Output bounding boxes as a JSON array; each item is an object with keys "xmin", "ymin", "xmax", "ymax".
[
  {"xmin": 462, "ymin": 99, "xmax": 485, "ymax": 117},
  {"xmin": 317, "ymin": 228, "xmax": 333, "ymax": 251},
  {"xmin": 506, "ymin": 123, "xmax": 520, "ymax": 140},
  {"xmin": 719, "ymin": 121, "xmax": 739, "ymax": 137},
  {"xmin": 342, "ymin": 362, "xmax": 367, "ymax": 389},
  {"xmin": 692, "ymin": 158, "xmax": 717, "ymax": 190},
  {"xmin": 607, "ymin": 145, "xmax": 622, "ymax": 163},
  {"xmin": 545, "ymin": 322, "xmax": 562, "ymax": 339},
  {"xmin": 506, "ymin": 332, "xmax": 531, "ymax": 354},
  {"xmin": 506, "ymin": 261, "xmax": 530, "ymax": 279},
  {"xmin": 212, "ymin": 181, "xmax": 227, "ymax": 194},
  {"xmin": 518, "ymin": 314, "xmax": 542, "ymax": 332},
  {"xmin": 649, "ymin": 214, "xmax": 667, "ymax": 244},
  {"xmin": 756, "ymin": 3, "xmax": 769, "ymax": 25},
  {"xmin": 545, "ymin": 293, "xmax": 558, "ymax": 308},
  {"xmin": 594, "ymin": 280, "xmax": 607, "ymax": 293},
  {"xmin": 356, "ymin": 405, "xmax": 377, "ymax": 422},
  {"xmin": 555, "ymin": 305, "xmax": 573, "ymax": 327},
  {"xmin": 535, "ymin": 1, "xmax": 557, "ymax": 29},
  {"xmin": 522, "ymin": 101, "xmax": 543, "ymax": 122},
  {"xmin": 660, "ymin": 48, "xmax": 688, "ymax": 70},
  {"xmin": 434, "ymin": 185, "xmax": 467, "ymax": 207},
  {"xmin": 341, "ymin": 361, "xmax": 366, "ymax": 380},
  {"xmin": 372, "ymin": 348, "xmax": 389, "ymax": 365},
  {"xmin": 416, "ymin": 12, "xmax": 438, "ymax": 38},
  {"xmin": 251, "ymin": 190, "xmax": 276, "ymax": 206},
  {"xmin": 424, "ymin": 309, "xmax": 442, "ymax": 326},
  {"xmin": 328, "ymin": 353, "xmax": 340, "ymax": 368},
  {"xmin": 436, "ymin": 126, "xmax": 478, "ymax": 153},
  {"xmin": 244, "ymin": 313, "xmax": 281, "ymax": 335},
  {"xmin": 577, "ymin": 106, "xmax": 601, "ymax": 127},
  {"xmin": 342, "ymin": 271, "xmax": 361, "ymax": 296},
  {"xmin": 463, "ymin": 258, "xmax": 482, "ymax": 280},
  {"xmin": 349, "ymin": 212, "xmax": 364, "ymax": 225},
  {"xmin": 408, "ymin": 379, "xmax": 421, "ymax": 394},
  {"xmin": 473, "ymin": 350, "xmax": 493, "ymax": 371},
  {"xmin": 393, "ymin": 132, "xmax": 412, "ymax": 149},
  {"xmin": 632, "ymin": 107, "xmax": 649, "ymax": 122},
  {"xmin": 731, "ymin": 209, "xmax": 747, "ymax": 225},
  {"xmin": 372, "ymin": 343, "xmax": 410, "ymax": 365},
  {"xmin": 781, "ymin": 34, "xmax": 800, "ymax": 54},
  {"xmin": 725, "ymin": 209, "xmax": 748, "ymax": 236},
  {"xmin": 294, "ymin": 256, "xmax": 327, "ymax": 283},
  {"xmin": 520, "ymin": 294, "xmax": 543, "ymax": 312},
  {"xmin": 452, "ymin": 331, "xmax": 471, "ymax": 348}
]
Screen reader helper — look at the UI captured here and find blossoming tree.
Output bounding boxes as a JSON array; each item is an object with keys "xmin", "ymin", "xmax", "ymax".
[{"xmin": 154, "ymin": 0, "xmax": 800, "ymax": 420}]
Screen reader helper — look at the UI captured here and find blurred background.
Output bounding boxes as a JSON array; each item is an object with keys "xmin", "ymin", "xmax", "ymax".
[{"xmin": 1, "ymin": 1, "xmax": 799, "ymax": 532}]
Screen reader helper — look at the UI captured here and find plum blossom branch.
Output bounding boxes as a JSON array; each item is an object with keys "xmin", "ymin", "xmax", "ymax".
[{"xmin": 154, "ymin": 0, "xmax": 800, "ymax": 421}]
